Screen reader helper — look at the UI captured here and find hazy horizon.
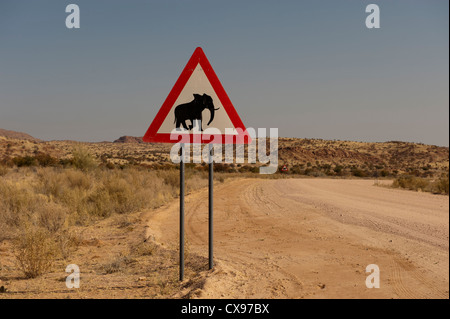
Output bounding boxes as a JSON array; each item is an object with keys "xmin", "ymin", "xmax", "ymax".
[
  {"xmin": 1, "ymin": 1, "xmax": 448, "ymax": 146},
  {"xmin": 2, "ymin": 127, "xmax": 449, "ymax": 148}
]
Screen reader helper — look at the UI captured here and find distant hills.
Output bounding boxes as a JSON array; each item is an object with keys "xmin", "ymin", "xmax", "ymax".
[
  {"xmin": 1, "ymin": 129, "xmax": 448, "ymax": 178},
  {"xmin": 113, "ymin": 136, "xmax": 144, "ymax": 144},
  {"xmin": 0, "ymin": 128, "xmax": 41, "ymax": 142},
  {"xmin": 0, "ymin": 130, "xmax": 145, "ymax": 144}
]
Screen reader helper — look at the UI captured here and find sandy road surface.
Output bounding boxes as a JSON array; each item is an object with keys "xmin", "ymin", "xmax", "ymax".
[{"xmin": 145, "ymin": 178, "xmax": 449, "ymax": 299}]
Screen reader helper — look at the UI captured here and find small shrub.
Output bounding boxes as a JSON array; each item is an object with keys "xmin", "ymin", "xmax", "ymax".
[
  {"xmin": 351, "ymin": 168, "xmax": 366, "ymax": 177},
  {"xmin": 36, "ymin": 169, "xmax": 66, "ymax": 198},
  {"xmin": 71, "ymin": 147, "xmax": 97, "ymax": 171},
  {"xmin": 0, "ymin": 180, "xmax": 44, "ymax": 227},
  {"xmin": 65, "ymin": 169, "xmax": 92, "ymax": 191},
  {"xmin": 305, "ymin": 169, "xmax": 325, "ymax": 177},
  {"xmin": 0, "ymin": 165, "xmax": 8, "ymax": 176},
  {"xmin": 334, "ymin": 165, "xmax": 343, "ymax": 174},
  {"xmin": 37, "ymin": 202, "xmax": 67, "ymax": 233},
  {"xmin": 0, "ymin": 219, "xmax": 12, "ymax": 242},
  {"xmin": 431, "ymin": 177, "xmax": 449, "ymax": 195},
  {"xmin": 392, "ymin": 176, "xmax": 429, "ymax": 191},
  {"xmin": 158, "ymin": 170, "xmax": 179, "ymax": 188},
  {"xmin": 12, "ymin": 156, "xmax": 37, "ymax": 167},
  {"xmin": 34, "ymin": 153, "xmax": 58, "ymax": 167},
  {"xmin": 14, "ymin": 227, "xmax": 56, "ymax": 278},
  {"xmin": 55, "ymin": 230, "xmax": 80, "ymax": 260},
  {"xmin": 130, "ymin": 241, "xmax": 157, "ymax": 257},
  {"xmin": 102, "ymin": 254, "xmax": 135, "ymax": 274},
  {"xmin": 87, "ymin": 187, "xmax": 114, "ymax": 217},
  {"xmin": 105, "ymin": 162, "xmax": 115, "ymax": 170},
  {"xmin": 380, "ymin": 170, "xmax": 390, "ymax": 177}
]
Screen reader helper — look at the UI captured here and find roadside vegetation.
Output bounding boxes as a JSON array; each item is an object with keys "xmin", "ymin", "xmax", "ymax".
[
  {"xmin": 0, "ymin": 147, "xmax": 214, "ymax": 279},
  {"xmin": 0, "ymin": 146, "xmax": 448, "ymax": 280},
  {"xmin": 391, "ymin": 175, "xmax": 449, "ymax": 195}
]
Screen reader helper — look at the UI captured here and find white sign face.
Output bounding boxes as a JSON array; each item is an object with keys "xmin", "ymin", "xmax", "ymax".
[
  {"xmin": 143, "ymin": 47, "xmax": 250, "ymax": 144},
  {"xmin": 157, "ymin": 63, "xmax": 236, "ymax": 135}
]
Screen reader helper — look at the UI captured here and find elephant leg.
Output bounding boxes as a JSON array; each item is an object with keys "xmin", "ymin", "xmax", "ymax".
[
  {"xmin": 182, "ymin": 121, "xmax": 189, "ymax": 130},
  {"xmin": 191, "ymin": 117, "xmax": 202, "ymax": 131}
]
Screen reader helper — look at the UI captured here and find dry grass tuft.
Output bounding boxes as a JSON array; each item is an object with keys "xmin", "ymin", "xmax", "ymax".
[
  {"xmin": 14, "ymin": 227, "xmax": 56, "ymax": 278},
  {"xmin": 0, "ymin": 164, "xmax": 8, "ymax": 176},
  {"xmin": 102, "ymin": 253, "xmax": 136, "ymax": 274},
  {"xmin": 0, "ymin": 164, "xmax": 212, "ymax": 279},
  {"xmin": 392, "ymin": 175, "xmax": 449, "ymax": 195},
  {"xmin": 71, "ymin": 146, "xmax": 97, "ymax": 171},
  {"xmin": 130, "ymin": 241, "xmax": 157, "ymax": 257}
]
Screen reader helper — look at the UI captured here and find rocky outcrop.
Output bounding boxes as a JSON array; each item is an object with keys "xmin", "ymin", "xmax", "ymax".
[
  {"xmin": 0, "ymin": 128, "xmax": 42, "ymax": 142},
  {"xmin": 113, "ymin": 136, "xmax": 144, "ymax": 144}
]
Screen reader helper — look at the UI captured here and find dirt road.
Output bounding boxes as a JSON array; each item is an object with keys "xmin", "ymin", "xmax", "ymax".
[{"xmin": 146, "ymin": 178, "xmax": 449, "ymax": 299}]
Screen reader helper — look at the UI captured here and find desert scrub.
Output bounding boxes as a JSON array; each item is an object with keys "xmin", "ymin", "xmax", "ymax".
[
  {"xmin": 392, "ymin": 175, "xmax": 449, "ymax": 195},
  {"xmin": 71, "ymin": 146, "xmax": 97, "ymax": 171},
  {"xmin": 87, "ymin": 169, "xmax": 154, "ymax": 217},
  {"xmin": 14, "ymin": 227, "xmax": 56, "ymax": 278},
  {"xmin": 430, "ymin": 176, "xmax": 449, "ymax": 195},
  {"xmin": 2, "ymin": 165, "xmax": 213, "ymax": 229},
  {"xmin": 0, "ymin": 179, "xmax": 46, "ymax": 230},
  {"xmin": 37, "ymin": 201, "xmax": 68, "ymax": 233},
  {"xmin": 392, "ymin": 176, "xmax": 429, "ymax": 191},
  {"xmin": 55, "ymin": 229, "xmax": 81, "ymax": 260},
  {"xmin": 130, "ymin": 240, "xmax": 157, "ymax": 257},
  {"xmin": 102, "ymin": 253, "xmax": 136, "ymax": 274},
  {"xmin": 0, "ymin": 164, "xmax": 8, "ymax": 176}
]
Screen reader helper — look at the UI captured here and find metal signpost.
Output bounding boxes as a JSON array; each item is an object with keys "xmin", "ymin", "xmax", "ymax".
[
  {"xmin": 208, "ymin": 143, "xmax": 214, "ymax": 270},
  {"xmin": 179, "ymin": 144, "xmax": 185, "ymax": 280},
  {"xmin": 142, "ymin": 47, "xmax": 251, "ymax": 281}
]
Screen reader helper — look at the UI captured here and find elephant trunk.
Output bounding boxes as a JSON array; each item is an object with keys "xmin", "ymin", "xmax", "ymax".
[{"xmin": 207, "ymin": 106, "xmax": 219, "ymax": 126}]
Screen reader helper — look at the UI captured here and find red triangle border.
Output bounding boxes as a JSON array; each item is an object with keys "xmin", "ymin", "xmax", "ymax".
[{"xmin": 143, "ymin": 47, "xmax": 252, "ymax": 144}]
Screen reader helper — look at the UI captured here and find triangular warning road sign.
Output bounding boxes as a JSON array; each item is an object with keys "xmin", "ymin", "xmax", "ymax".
[{"xmin": 143, "ymin": 47, "xmax": 251, "ymax": 144}]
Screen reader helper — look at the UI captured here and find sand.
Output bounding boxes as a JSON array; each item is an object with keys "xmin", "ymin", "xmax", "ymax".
[{"xmin": 146, "ymin": 178, "xmax": 449, "ymax": 299}]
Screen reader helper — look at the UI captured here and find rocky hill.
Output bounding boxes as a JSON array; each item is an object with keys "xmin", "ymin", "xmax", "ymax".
[
  {"xmin": 113, "ymin": 136, "xmax": 144, "ymax": 144},
  {"xmin": 0, "ymin": 128, "xmax": 41, "ymax": 142}
]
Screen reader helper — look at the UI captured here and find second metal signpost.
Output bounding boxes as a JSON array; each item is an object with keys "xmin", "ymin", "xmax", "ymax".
[{"xmin": 179, "ymin": 143, "xmax": 214, "ymax": 281}]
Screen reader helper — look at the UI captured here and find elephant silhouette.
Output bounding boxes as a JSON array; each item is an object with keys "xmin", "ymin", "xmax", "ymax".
[{"xmin": 174, "ymin": 94, "xmax": 219, "ymax": 131}]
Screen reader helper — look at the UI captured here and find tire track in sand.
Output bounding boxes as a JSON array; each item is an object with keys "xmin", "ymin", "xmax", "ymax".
[{"xmin": 147, "ymin": 178, "xmax": 449, "ymax": 299}]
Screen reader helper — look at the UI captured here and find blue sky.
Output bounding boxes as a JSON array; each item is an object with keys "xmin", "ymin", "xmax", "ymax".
[{"xmin": 0, "ymin": 0, "xmax": 448, "ymax": 145}]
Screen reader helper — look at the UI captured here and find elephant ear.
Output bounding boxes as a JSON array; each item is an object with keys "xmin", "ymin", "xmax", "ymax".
[{"xmin": 193, "ymin": 94, "xmax": 202, "ymax": 101}]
